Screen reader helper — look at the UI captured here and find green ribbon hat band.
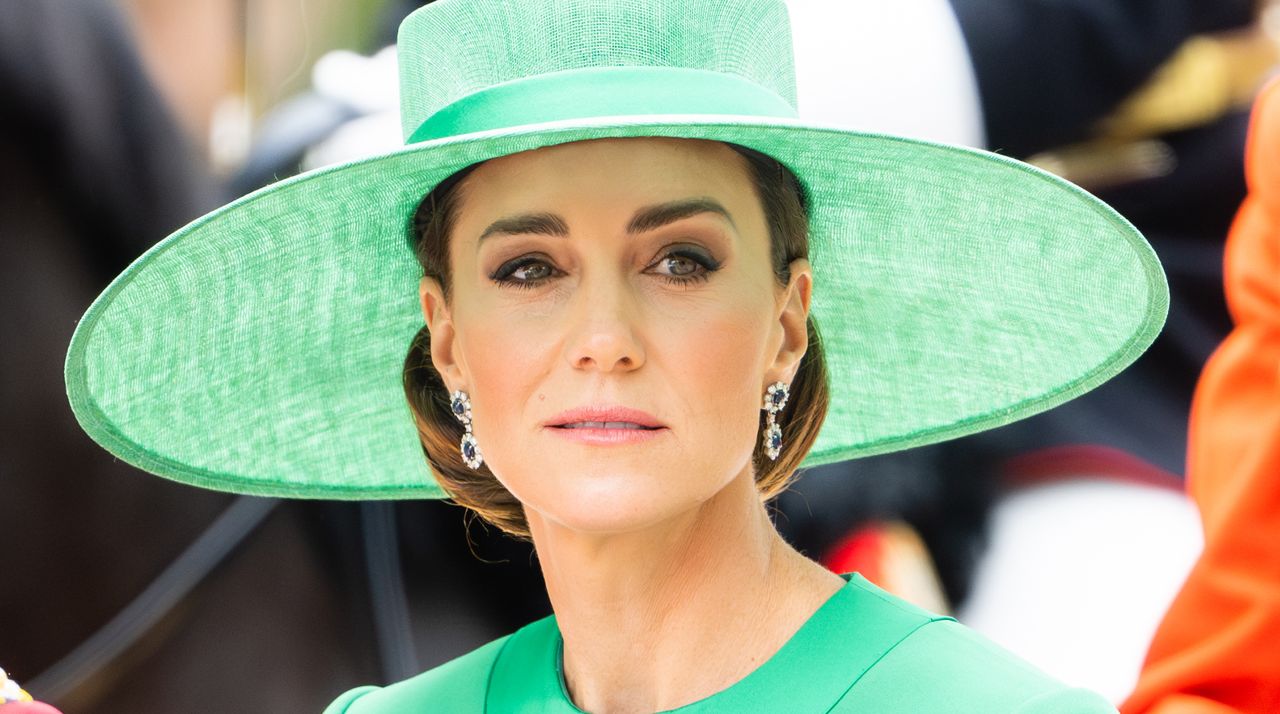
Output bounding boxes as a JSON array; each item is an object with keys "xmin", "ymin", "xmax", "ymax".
[{"xmin": 406, "ymin": 67, "xmax": 800, "ymax": 144}]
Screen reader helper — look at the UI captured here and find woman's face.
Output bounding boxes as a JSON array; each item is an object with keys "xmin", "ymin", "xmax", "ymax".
[{"xmin": 421, "ymin": 137, "xmax": 811, "ymax": 535}]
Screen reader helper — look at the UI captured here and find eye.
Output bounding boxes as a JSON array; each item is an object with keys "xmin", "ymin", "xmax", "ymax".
[
  {"xmin": 646, "ymin": 246, "xmax": 720, "ymax": 285},
  {"xmin": 491, "ymin": 254, "xmax": 561, "ymax": 288},
  {"xmin": 511, "ymin": 262, "xmax": 554, "ymax": 281},
  {"xmin": 659, "ymin": 255, "xmax": 700, "ymax": 276}
]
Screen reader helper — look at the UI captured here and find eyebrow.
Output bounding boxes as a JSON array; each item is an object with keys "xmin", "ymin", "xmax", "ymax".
[{"xmin": 477, "ymin": 197, "xmax": 736, "ymax": 241}]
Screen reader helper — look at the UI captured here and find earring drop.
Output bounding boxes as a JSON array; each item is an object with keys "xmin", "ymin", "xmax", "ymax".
[
  {"xmin": 762, "ymin": 381, "xmax": 789, "ymax": 461},
  {"xmin": 450, "ymin": 390, "xmax": 483, "ymax": 469}
]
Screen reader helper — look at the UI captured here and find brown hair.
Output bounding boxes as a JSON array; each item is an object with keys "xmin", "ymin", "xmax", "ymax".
[{"xmin": 403, "ymin": 141, "xmax": 829, "ymax": 539}]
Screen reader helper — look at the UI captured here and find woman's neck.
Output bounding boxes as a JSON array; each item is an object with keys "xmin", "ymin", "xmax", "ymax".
[{"xmin": 525, "ymin": 469, "xmax": 845, "ymax": 714}]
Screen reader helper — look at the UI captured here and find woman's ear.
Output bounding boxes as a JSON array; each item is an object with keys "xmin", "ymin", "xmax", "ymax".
[
  {"xmin": 769, "ymin": 258, "xmax": 813, "ymax": 383},
  {"xmin": 420, "ymin": 276, "xmax": 466, "ymax": 388}
]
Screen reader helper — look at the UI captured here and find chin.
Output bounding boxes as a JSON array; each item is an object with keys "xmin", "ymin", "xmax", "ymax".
[{"xmin": 524, "ymin": 476, "xmax": 700, "ymax": 536}]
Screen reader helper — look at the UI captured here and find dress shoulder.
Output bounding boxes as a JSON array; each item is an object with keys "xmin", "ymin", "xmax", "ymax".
[
  {"xmin": 321, "ymin": 633, "xmax": 512, "ymax": 714},
  {"xmin": 830, "ymin": 618, "xmax": 1116, "ymax": 713}
]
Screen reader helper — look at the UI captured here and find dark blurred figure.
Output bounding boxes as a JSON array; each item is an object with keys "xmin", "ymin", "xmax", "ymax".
[
  {"xmin": 778, "ymin": 0, "xmax": 1261, "ymax": 610},
  {"xmin": 954, "ymin": 1, "xmax": 1257, "ymax": 156},
  {"xmin": 951, "ymin": 0, "xmax": 1258, "ymax": 473},
  {"xmin": 0, "ymin": 2, "xmax": 379, "ymax": 712},
  {"xmin": 0, "ymin": 0, "xmax": 218, "ymax": 700}
]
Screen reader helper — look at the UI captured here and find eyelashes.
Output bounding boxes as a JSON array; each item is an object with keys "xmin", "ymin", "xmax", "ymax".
[
  {"xmin": 490, "ymin": 254, "xmax": 559, "ymax": 286},
  {"xmin": 489, "ymin": 246, "xmax": 722, "ymax": 290}
]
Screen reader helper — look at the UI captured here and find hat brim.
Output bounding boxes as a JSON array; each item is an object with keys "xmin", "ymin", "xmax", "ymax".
[{"xmin": 65, "ymin": 115, "xmax": 1167, "ymax": 499}]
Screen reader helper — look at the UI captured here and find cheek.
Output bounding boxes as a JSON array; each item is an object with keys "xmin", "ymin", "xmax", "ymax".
[
  {"xmin": 456, "ymin": 307, "xmax": 555, "ymax": 432},
  {"xmin": 448, "ymin": 300, "xmax": 568, "ymax": 506},
  {"xmin": 664, "ymin": 301, "xmax": 772, "ymax": 457}
]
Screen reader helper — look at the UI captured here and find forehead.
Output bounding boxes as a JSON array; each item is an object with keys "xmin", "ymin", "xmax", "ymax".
[{"xmin": 456, "ymin": 137, "xmax": 758, "ymax": 213}]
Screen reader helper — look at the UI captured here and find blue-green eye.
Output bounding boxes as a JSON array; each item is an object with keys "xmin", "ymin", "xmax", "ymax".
[
  {"xmin": 491, "ymin": 255, "xmax": 560, "ymax": 288},
  {"xmin": 647, "ymin": 247, "xmax": 720, "ymax": 284},
  {"xmin": 659, "ymin": 255, "xmax": 700, "ymax": 276}
]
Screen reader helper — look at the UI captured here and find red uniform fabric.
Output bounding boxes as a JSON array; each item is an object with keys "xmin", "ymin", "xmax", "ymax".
[{"xmin": 1121, "ymin": 77, "xmax": 1280, "ymax": 714}]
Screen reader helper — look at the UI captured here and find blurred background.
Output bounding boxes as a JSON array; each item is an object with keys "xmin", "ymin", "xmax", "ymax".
[{"xmin": 2, "ymin": 1, "xmax": 1278, "ymax": 711}]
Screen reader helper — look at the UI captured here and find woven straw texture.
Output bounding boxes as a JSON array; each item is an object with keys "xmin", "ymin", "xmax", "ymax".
[
  {"xmin": 65, "ymin": 0, "xmax": 1167, "ymax": 500},
  {"xmin": 397, "ymin": 0, "xmax": 796, "ymax": 139}
]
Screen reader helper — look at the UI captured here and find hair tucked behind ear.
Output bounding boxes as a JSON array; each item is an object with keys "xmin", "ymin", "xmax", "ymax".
[
  {"xmin": 403, "ymin": 322, "xmax": 528, "ymax": 535},
  {"xmin": 403, "ymin": 162, "xmax": 530, "ymax": 535},
  {"xmin": 733, "ymin": 144, "xmax": 829, "ymax": 503},
  {"xmin": 403, "ymin": 143, "xmax": 829, "ymax": 540}
]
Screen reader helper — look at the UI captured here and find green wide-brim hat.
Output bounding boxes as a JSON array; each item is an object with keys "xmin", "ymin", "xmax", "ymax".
[{"xmin": 65, "ymin": 0, "xmax": 1167, "ymax": 500}]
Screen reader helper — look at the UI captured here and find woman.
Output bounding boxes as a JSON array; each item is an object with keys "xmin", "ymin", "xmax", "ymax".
[{"xmin": 64, "ymin": 0, "xmax": 1166, "ymax": 711}]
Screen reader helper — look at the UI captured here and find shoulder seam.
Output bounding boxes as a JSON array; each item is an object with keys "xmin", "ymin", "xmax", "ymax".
[
  {"xmin": 484, "ymin": 629, "xmax": 520, "ymax": 705},
  {"xmin": 849, "ymin": 577, "xmax": 956, "ymax": 623},
  {"xmin": 826, "ymin": 617, "xmax": 948, "ymax": 712}
]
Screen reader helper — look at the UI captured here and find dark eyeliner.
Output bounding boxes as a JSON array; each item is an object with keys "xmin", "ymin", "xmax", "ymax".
[
  {"xmin": 490, "ymin": 254, "xmax": 559, "ymax": 288},
  {"xmin": 670, "ymin": 247, "xmax": 721, "ymax": 271},
  {"xmin": 649, "ymin": 245, "xmax": 721, "ymax": 285}
]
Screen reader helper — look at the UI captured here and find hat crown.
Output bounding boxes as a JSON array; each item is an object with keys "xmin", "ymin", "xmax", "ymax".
[{"xmin": 396, "ymin": 0, "xmax": 797, "ymax": 141}]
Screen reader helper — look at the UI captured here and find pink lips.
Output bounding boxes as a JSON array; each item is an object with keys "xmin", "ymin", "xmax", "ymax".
[{"xmin": 544, "ymin": 406, "xmax": 668, "ymax": 445}]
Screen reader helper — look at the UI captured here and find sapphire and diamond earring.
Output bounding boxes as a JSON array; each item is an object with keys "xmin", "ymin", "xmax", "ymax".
[
  {"xmin": 450, "ymin": 390, "xmax": 484, "ymax": 470},
  {"xmin": 762, "ymin": 381, "xmax": 789, "ymax": 461}
]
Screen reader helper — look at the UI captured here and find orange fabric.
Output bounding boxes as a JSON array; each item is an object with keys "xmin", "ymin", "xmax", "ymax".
[{"xmin": 1121, "ymin": 77, "xmax": 1280, "ymax": 714}]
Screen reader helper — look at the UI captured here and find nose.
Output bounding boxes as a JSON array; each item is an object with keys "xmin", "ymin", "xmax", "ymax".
[{"xmin": 564, "ymin": 272, "xmax": 646, "ymax": 373}]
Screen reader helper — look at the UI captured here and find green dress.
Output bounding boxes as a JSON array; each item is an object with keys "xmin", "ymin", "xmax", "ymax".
[{"xmin": 324, "ymin": 573, "xmax": 1116, "ymax": 713}]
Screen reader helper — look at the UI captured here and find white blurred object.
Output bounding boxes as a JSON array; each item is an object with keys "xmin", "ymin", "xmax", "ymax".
[
  {"xmin": 209, "ymin": 93, "xmax": 254, "ymax": 173},
  {"xmin": 303, "ymin": 46, "xmax": 403, "ymax": 169},
  {"xmin": 957, "ymin": 478, "xmax": 1202, "ymax": 703},
  {"xmin": 304, "ymin": 110, "xmax": 404, "ymax": 170},
  {"xmin": 312, "ymin": 46, "xmax": 400, "ymax": 115},
  {"xmin": 785, "ymin": 0, "xmax": 986, "ymax": 146}
]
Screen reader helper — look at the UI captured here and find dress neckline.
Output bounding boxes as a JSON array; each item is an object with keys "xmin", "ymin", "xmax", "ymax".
[{"xmin": 486, "ymin": 572, "xmax": 948, "ymax": 713}]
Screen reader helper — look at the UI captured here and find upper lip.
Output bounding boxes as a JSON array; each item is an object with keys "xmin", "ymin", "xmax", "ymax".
[{"xmin": 544, "ymin": 406, "xmax": 666, "ymax": 429}]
